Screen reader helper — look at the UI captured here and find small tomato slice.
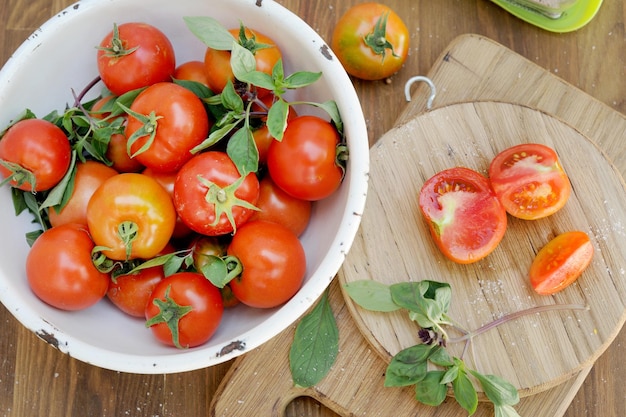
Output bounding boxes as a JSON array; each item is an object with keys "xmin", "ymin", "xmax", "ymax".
[
  {"xmin": 488, "ymin": 143, "xmax": 571, "ymax": 220},
  {"xmin": 145, "ymin": 272, "xmax": 223, "ymax": 348},
  {"xmin": 529, "ymin": 231, "xmax": 594, "ymax": 295},
  {"xmin": 419, "ymin": 167, "xmax": 507, "ymax": 264}
]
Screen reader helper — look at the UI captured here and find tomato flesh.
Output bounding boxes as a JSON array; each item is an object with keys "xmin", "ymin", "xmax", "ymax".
[
  {"xmin": 489, "ymin": 143, "xmax": 571, "ymax": 220},
  {"xmin": 419, "ymin": 167, "xmax": 507, "ymax": 264},
  {"xmin": 530, "ymin": 231, "xmax": 594, "ymax": 295}
]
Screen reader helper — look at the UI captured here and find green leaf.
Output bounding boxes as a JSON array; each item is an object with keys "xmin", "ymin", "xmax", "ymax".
[
  {"xmin": 265, "ymin": 98, "xmax": 289, "ymax": 142},
  {"xmin": 495, "ymin": 404, "xmax": 522, "ymax": 417},
  {"xmin": 231, "ymin": 42, "xmax": 257, "ymax": 80},
  {"xmin": 39, "ymin": 151, "xmax": 77, "ymax": 211},
  {"xmin": 384, "ymin": 344, "xmax": 434, "ymax": 387},
  {"xmin": 199, "ymin": 256, "xmax": 233, "ymax": 288},
  {"xmin": 238, "ymin": 70, "xmax": 275, "ymax": 91},
  {"xmin": 469, "ymin": 370, "xmax": 520, "ymax": 407},
  {"xmin": 428, "ymin": 345, "xmax": 454, "ymax": 367},
  {"xmin": 221, "ymin": 81, "xmax": 244, "ymax": 113},
  {"xmin": 284, "ymin": 70, "xmax": 322, "ymax": 89},
  {"xmin": 414, "ymin": 370, "xmax": 447, "ymax": 407},
  {"xmin": 226, "ymin": 127, "xmax": 259, "ymax": 176},
  {"xmin": 391, "ymin": 281, "xmax": 445, "ymax": 328},
  {"xmin": 183, "ymin": 16, "xmax": 236, "ymax": 50},
  {"xmin": 191, "ymin": 120, "xmax": 241, "ymax": 154},
  {"xmin": 452, "ymin": 371, "xmax": 478, "ymax": 415},
  {"xmin": 343, "ymin": 280, "xmax": 400, "ymax": 312},
  {"xmin": 289, "ymin": 291, "xmax": 338, "ymax": 388},
  {"xmin": 307, "ymin": 100, "xmax": 343, "ymax": 135},
  {"xmin": 173, "ymin": 78, "xmax": 215, "ymax": 98}
]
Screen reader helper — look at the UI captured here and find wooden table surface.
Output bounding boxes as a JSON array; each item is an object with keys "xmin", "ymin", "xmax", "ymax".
[{"xmin": 1, "ymin": 0, "xmax": 625, "ymax": 416}]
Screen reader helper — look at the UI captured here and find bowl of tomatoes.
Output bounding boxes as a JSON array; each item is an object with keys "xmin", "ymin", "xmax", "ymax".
[{"xmin": 0, "ymin": 0, "xmax": 368, "ymax": 373}]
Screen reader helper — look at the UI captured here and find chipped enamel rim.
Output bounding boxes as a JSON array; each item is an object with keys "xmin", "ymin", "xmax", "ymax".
[{"xmin": 0, "ymin": 0, "xmax": 369, "ymax": 373}]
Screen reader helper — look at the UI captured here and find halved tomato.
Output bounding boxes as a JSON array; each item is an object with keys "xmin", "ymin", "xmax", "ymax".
[
  {"xmin": 488, "ymin": 143, "xmax": 571, "ymax": 220},
  {"xmin": 418, "ymin": 167, "xmax": 507, "ymax": 264},
  {"xmin": 529, "ymin": 231, "xmax": 594, "ymax": 295}
]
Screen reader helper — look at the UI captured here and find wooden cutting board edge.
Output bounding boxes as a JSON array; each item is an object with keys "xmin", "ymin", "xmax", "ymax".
[{"xmin": 211, "ymin": 33, "xmax": 626, "ymax": 417}]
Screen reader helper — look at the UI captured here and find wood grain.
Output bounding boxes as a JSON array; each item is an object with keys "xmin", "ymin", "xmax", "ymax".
[{"xmin": 0, "ymin": 1, "xmax": 625, "ymax": 416}]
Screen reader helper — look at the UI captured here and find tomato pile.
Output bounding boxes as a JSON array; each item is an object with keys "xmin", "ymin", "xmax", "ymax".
[
  {"xmin": 0, "ymin": 18, "xmax": 348, "ymax": 349},
  {"xmin": 419, "ymin": 143, "xmax": 593, "ymax": 295}
]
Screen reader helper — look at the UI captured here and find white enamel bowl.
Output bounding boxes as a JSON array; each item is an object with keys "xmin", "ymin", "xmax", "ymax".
[{"xmin": 0, "ymin": 0, "xmax": 368, "ymax": 373}]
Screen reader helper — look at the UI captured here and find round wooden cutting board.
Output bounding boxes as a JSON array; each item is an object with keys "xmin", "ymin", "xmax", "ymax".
[{"xmin": 338, "ymin": 101, "xmax": 626, "ymax": 397}]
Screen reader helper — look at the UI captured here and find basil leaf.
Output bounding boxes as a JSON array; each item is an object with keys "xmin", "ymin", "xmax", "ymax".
[
  {"xmin": 183, "ymin": 16, "xmax": 235, "ymax": 50},
  {"xmin": 266, "ymin": 98, "xmax": 289, "ymax": 142},
  {"xmin": 452, "ymin": 371, "xmax": 478, "ymax": 415},
  {"xmin": 414, "ymin": 370, "xmax": 447, "ymax": 406},
  {"xmin": 495, "ymin": 404, "xmax": 522, "ymax": 417},
  {"xmin": 226, "ymin": 127, "xmax": 258, "ymax": 176},
  {"xmin": 469, "ymin": 370, "xmax": 520, "ymax": 407},
  {"xmin": 384, "ymin": 344, "xmax": 434, "ymax": 387},
  {"xmin": 428, "ymin": 345, "xmax": 454, "ymax": 367},
  {"xmin": 343, "ymin": 280, "xmax": 400, "ymax": 312},
  {"xmin": 230, "ymin": 42, "xmax": 257, "ymax": 80},
  {"xmin": 39, "ymin": 151, "xmax": 77, "ymax": 211},
  {"xmin": 289, "ymin": 290, "xmax": 338, "ymax": 388},
  {"xmin": 284, "ymin": 70, "xmax": 322, "ymax": 89}
]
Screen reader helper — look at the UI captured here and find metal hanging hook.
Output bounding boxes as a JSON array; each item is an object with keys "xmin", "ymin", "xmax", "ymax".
[{"xmin": 404, "ymin": 76, "xmax": 437, "ymax": 110}]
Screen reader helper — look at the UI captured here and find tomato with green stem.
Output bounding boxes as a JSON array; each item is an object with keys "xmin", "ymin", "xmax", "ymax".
[
  {"xmin": 97, "ymin": 22, "xmax": 176, "ymax": 96},
  {"xmin": 87, "ymin": 173, "xmax": 177, "ymax": 261},
  {"xmin": 123, "ymin": 82, "xmax": 210, "ymax": 173},
  {"xmin": 331, "ymin": 3, "xmax": 409, "ymax": 81},
  {"xmin": 530, "ymin": 231, "xmax": 594, "ymax": 295},
  {"xmin": 227, "ymin": 220, "xmax": 306, "ymax": 308},
  {"xmin": 267, "ymin": 115, "xmax": 345, "ymax": 201},
  {"xmin": 49, "ymin": 160, "xmax": 118, "ymax": 228},
  {"xmin": 173, "ymin": 151, "xmax": 260, "ymax": 236},
  {"xmin": 488, "ymin": 143, "xmax": 572, "ymax": 220},
  {"xmin": 26, "ymin": 223, "xmax": 110, "ymax": 311},
  {"xmin": 418, "ymin": 167, "xmax": 507, "ymax": 264},
  {"xmin": 203, "ymin": 26, "xmax": 282, "ymax": 98},
  {"xmin": 0, "ymin": 118, "xmax": 71, "ymax": 192},
  {"xmin": 145, "ymin": 272, "xmax": 223, "ymax": 348}
]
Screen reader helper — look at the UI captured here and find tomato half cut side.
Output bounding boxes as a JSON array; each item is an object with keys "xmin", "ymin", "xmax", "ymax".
[
  {"xmin": 529, "ymin": 231, "xmax": 594, "ymax": 295},
  {"xmin": 418, "ymin": 167, "xmax": 507, "ymax": 264},
  {"xmin": 488, "ymin": 143, "xmax": 571, "ymax": 220}
]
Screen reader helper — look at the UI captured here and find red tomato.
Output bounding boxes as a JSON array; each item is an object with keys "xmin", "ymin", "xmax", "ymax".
[
  {"xmin": 145, "ymin": 272, "xmax": 223, "ymax": 348},
  {"xmin": 26, "ymin": 224, "xmax": 110, "ymax": 311},
  {"xmin": 204, "ymin": 27, "xmax": 282, "ymax": 96},
  {"xmin": 530, "ymin": 231, "xmax": 594, "ymax": 295},
  {"xmin": 97, "ymin": 22, "xmax": 176, "ymax": 96},
  {"xmin": 106, "ymin": 132, "xmax": 145, "ymax": 173},
  {"xmin": 174, "ymin": 60, "xmax": 209, "ymax": 86},
  {"xmin": 87, "ymin": 173, "xmax": 177, "ymax": 261},
  {"xmin": 49, "ymin": 161, "xmax": 118, "ymax": 228},
  {"xmin": 227, "ymin": 220, "xmax": 306, "ymax": 308},
  {"xmin": 250, "ymin": 176, "xmax": 312, "ymax": 236},
  {"xmin": 419, "ymin": 167, "xmax": 507, "ymax": 264},
  {"xmin": 0, "ymin": 118, "xmax": 71, "ymax": 191},
  {"xmin": 173, "ymin": 151, "xmax": 260, "ymax": 236},
  {"xmin": 331, "ymin": 3, "xmax": 409, "ymax": 81},
  {"xmin": 142, "ymin": 167, "xmax": 193, "ymax": 239},
  {"xmin": 125, "ymin": 82, "xmax": 210, "ymax": 173},
  {"xmin": 267, "ymin": 115, "xmax": 344, "ymax": 201},
  {"xmin": 488, "ymin": 143, "xmax": 572, "ymax": 220},
  {"xmin": 108, "ymin": 265, "xmax": 165, "ymax": 317}
]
